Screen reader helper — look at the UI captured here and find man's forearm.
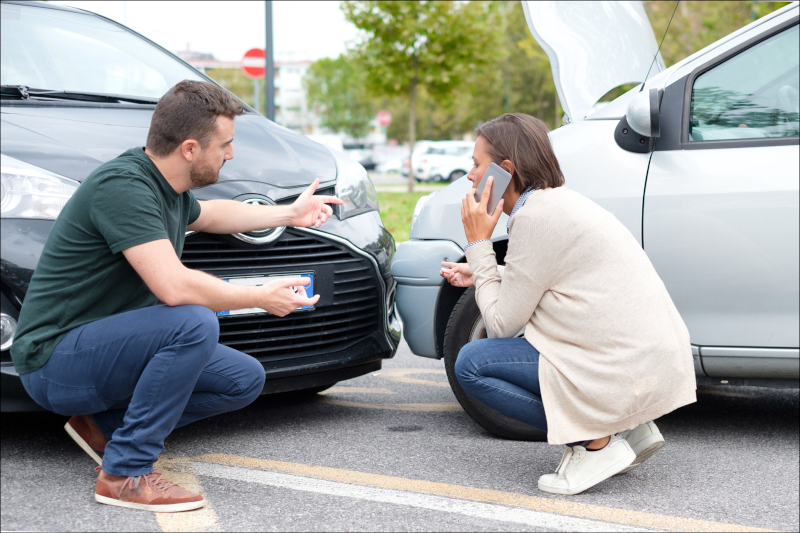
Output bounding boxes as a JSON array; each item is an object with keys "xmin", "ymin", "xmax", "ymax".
[
  {"xmin": 164, "ymin": 267, "xmax": 262, "ymax": 311},
  {"xmin": 192, "ymin": 199, "xmax": 293, "ymax": 234}
]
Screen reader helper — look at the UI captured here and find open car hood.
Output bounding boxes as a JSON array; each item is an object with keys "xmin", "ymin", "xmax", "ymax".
[{"xmin": 522, "ymin": 0, "xmax": 665, "ymax": 123}]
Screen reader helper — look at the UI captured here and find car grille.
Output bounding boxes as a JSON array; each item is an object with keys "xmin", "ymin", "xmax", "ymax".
[{"xmin": 181, "ymin": 228, "xmax": 382, "ymax": 362}]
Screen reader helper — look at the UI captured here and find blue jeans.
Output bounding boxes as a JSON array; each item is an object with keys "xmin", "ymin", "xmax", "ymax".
[
  {"xmin": 20, "ymin": 304, "xmax": 265, "ymax": 477},
  {"xmin": 455, "ymin": 337, "xmax": 547, "ymax": 432}
]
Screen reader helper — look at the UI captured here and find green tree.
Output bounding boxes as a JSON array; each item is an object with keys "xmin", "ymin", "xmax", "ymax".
[
  {"xmin": 342, "ymin": 0, "xmax": 501, "ymax": 191},
  {"xmin": 304, "ymin": 53, "xmax": 375, "ymax": 139},
  {"xmin": 645, "ymin": 1, "xmax": 791, "ymax": 67}
]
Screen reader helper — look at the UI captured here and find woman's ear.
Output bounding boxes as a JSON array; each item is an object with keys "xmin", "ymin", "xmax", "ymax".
[{"xmin": 500, "ymin": 159, "xmax": 515, "ymax": 178}]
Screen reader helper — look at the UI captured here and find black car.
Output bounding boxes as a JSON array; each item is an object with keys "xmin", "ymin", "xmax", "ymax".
[{"xmin": 0, "ymin": 1, "xmax": 400, "ymax": 411}]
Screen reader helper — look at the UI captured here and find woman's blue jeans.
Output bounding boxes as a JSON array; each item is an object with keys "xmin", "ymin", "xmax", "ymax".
[
  {"xmin": 455, "ymin": 337, "xmax": 547, "ymax": 432},
  {"xmin": 20, "ymin": 304, "xmax": 265, "ymax": 477}
]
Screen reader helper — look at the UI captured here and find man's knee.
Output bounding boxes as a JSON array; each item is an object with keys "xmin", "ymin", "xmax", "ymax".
[
  {"xmin": 242, "ymin": 356, "xmax": 266, "ymax": 400},
  {"xmin": 180, "ymin": 305, "xmax": 220, "ymax": 344}
]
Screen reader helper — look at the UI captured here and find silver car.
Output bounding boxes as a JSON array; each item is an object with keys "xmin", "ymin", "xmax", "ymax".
[{"xmin": 391, "ymin": 1, "xmax": 799, "ymax": 441}]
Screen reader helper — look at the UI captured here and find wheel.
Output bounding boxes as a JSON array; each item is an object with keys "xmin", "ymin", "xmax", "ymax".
[
  {"xmin": 443, "ymin": 288, "xmax": 547, "ymax": 441},
  {"xmin": 448, "ymin": 170, "xmax": 466, "ymax": 182}
]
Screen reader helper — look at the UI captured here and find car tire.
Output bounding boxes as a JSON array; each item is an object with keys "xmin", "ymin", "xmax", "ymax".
[
  {"xmin": 448, "ymin": 170, "xmax": 466, "ymax": 182},
  {"xmin": 443, "ymin": 288, "xmax": 547, "ymax": 441}
]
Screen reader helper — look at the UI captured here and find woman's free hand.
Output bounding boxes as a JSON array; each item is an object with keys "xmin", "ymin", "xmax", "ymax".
[
  {"xmin": 461, "ymin": 175, "xmax": 504, "ymax": 244},
  {"xmin": 290, "ymin": 178, "xmax": 344, "ymax": 228},
  {"xmin": 440, "ymin": 261, "xmax": 474, "ymax": 287}
]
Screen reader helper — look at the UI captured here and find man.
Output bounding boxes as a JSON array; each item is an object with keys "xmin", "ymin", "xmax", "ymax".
[{"xmin": 10, "ymin": 80, "xmax": 342, "ymax": 512}]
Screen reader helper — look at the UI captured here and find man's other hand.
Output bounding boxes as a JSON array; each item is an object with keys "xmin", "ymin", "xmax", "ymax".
[
  {"xmin": 290, "ymin": 179, "xmax": 344, "ymax": 228},
  {"xmin": 440, "ymin": 261, "xmax": 474, "ymax": 288},
  {"xmin": 259, "ymin": 277, "xmax": 320, "ymax": 316}
]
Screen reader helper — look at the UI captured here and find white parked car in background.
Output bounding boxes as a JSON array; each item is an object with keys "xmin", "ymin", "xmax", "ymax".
[
  {"xmin": 414, "ymin": 141, "xmax": 475, "ymax": 182},
  {"xmin": 391, "ymin": 1, "xmax": 799, "ymax": 441}
]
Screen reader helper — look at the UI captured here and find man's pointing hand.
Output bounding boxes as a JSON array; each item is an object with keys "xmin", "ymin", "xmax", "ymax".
[{"xmin": 290, "ymin": 178, "xmax": 344, "ymax": 228}]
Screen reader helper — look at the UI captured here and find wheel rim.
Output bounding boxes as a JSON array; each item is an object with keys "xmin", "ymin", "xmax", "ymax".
[
  {"xmin": 450, "ymin": 170, "xmax": 466, "ymax": 181},
  {"xmin": 468, "ymin": 315, "xmax": 488, "ymax": 342},
  {"xmin": 468, "ymin": 315, "xmax": 525, "ymax": 341}
]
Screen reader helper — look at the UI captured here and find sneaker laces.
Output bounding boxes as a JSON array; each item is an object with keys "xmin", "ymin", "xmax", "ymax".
[
  {"xmin": 555, "ymin": 447, "xmax": 573, "ymax": 478},
  {"xmin": 142, "ymin": 471, "xmax": 179, "ymax": 493}
]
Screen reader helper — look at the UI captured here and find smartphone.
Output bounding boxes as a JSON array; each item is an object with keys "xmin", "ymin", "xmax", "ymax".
[{"xmin": 474, "ymin": 162, "xmax": 512, "ymax": 215}]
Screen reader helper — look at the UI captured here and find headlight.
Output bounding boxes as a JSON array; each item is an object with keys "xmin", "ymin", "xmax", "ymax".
[
  {"xmin": 330, "ymin": 149, "xmax": 379, "ymax": 220},
  {"xmin": 1, "ymin": 154, "xmax": 79, "ymax": 220},
  {"xmin": 0, "ymin": 313, "xmax": 16, "ymax": 351},
  {"xmin": 410, "ymin": 192, "xmax": 435, "ymax": 232}
]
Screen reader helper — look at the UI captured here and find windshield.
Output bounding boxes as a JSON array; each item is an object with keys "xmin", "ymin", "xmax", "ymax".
[{"xmin": 0, "ymin": 3, "xmax": 205, "ymax": 99}]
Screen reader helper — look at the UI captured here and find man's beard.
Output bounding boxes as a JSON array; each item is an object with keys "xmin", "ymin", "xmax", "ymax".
[{"xmin": 189, "ymin": 158, "xmax": 220, "ymax": 188}]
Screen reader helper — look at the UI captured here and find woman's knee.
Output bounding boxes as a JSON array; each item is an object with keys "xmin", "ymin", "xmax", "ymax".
[{"xmin": 454, "ymin": 340, "xmax": 485, "ymax": 386}]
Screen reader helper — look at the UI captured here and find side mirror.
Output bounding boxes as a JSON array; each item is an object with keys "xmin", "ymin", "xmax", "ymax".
[{"xmin": 626, "ymin": 88, "xmax": 663, "ymax": 138}]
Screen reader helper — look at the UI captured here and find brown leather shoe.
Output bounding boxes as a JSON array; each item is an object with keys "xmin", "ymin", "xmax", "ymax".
[
  {"xmin": 64, "ymin": 415, "xmax": 108, "ymax": 465},
  {"xmin": 95, "ymin": 467, "xmax": 206, "ymax": 512}
]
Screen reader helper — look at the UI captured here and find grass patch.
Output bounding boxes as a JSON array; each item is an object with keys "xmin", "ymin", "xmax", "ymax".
[{"xmin": 377, "ymin": 191, "xmax": 432, "ymax": 243}]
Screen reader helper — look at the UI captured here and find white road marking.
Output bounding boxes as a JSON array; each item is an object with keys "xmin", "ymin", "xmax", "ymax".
[{"xmin": 190, "ymin": 462, "xmax": 653, "ymax": 532}]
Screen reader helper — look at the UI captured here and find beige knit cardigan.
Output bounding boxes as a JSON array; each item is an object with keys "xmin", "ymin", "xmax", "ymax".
[{"xmin": 464, "ymin": 187, "xmax": 696, "ymax": 445}]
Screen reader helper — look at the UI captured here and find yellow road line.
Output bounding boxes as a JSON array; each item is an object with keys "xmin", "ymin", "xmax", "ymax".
[
  {"xmin": 192, "ymin": 453, "xmax": 776, "ymax": 533},
  {"xmin": 319, "ymin": 398, "xmax": 462, "ymax": 411},
  {"xmin": 320, "ymin": 386, "xmax": 397, "ymax": 395},
  {"xmin": 378, "ymin": 368, "xmax": 451, "ymax": 388},
  {"xmin": 154, "ymin": 455, "xmax": 220, "ymax": 532}
]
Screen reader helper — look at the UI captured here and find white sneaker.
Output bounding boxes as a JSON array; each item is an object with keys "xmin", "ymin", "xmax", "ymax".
[
  {"xmin": 617, "ymin": 421, "xmax": 665, "ymax": 474},
  {"xmin": 538, "ymin": 435, "xmax": 635, "ymax": 495}
]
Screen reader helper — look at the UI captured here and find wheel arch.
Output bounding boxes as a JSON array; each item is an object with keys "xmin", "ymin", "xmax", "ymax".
[{"xmin": 433, "ymin": 239, "xmax": 508, "ymax": 358}]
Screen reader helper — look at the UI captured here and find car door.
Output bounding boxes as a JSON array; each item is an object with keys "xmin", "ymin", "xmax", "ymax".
[{"xmin": 643, "ymin": 22, "xmax": 799, "ymax": 378}]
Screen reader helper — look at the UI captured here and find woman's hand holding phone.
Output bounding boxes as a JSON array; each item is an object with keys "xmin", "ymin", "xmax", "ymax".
[
  {"xmin": 440, "ymin": 261, "xmax": 474, "ymax": 287},
  {"xmin": 462, "ymin": 175, "xmax": 505, "ymax": 244}
]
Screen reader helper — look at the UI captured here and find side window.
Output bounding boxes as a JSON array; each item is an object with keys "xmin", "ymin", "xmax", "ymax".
[{"xmin": 690, "ymin": 24, "xmax": 799, "ymax": 141}]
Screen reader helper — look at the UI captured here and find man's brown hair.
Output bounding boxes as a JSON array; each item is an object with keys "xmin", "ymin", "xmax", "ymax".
[
  {"xmin": 146, "ymin": 80, "xmax": 244, "ymax": 157},
  {"xmin": 475, "ymin": 113, "xmax": 564, "ymax": 192}
]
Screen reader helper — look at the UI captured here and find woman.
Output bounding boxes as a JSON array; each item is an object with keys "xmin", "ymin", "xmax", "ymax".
[{"xmin": 440, "ymin": 113, "xmax": 696, "ymax": 495}]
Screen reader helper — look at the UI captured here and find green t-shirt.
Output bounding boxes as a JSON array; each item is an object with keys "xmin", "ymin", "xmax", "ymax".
[{"xmin": 10, "ymin": 147, "xmax": 201, "ymax": 374}]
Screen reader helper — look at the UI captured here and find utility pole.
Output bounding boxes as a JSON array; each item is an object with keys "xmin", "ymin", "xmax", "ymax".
[{"xmin": 265, "ymin": 0, "xmax": 275, "ymax": 121}]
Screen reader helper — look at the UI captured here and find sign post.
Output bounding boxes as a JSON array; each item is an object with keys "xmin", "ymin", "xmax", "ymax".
[
  {"xmin": 265, "ymin": 0, "xmax": 275, "ymax": 122},
  {"xmin": 242, "ymin": 48, "xmax": 266, "ymax": 115}
]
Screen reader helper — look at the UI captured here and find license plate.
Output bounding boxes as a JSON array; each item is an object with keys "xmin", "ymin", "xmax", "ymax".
[{"xmin": 216, "ymin": 273, "xmax": 315, "ymax": 317}]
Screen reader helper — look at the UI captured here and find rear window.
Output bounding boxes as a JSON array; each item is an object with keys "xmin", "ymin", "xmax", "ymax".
[{"xmin": 0, "ymin": 3, "xmax": 204, "ymax": 99}]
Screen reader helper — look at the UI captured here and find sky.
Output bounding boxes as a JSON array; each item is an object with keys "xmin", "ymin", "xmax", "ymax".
[{"xmin": 51, "ymin": 1, "xmax": 362, "ymax": 62}]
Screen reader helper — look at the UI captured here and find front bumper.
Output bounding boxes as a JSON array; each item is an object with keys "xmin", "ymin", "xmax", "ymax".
[
  {"xmin": 1, "ymin": 218, "xmax": 401, "ymax": 409},
  {"xmin": 391, "ymin": 239, "xmax": 464, "ymax": 358}
]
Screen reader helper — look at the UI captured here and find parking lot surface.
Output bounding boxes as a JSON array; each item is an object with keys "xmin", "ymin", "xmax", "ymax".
[{"xmin": 2, "ymin": 340, "xmax": 798, "ymax": 532}]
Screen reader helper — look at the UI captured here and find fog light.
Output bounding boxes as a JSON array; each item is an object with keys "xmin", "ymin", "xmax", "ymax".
[{"xmin": 1, "ymin": 313, "xmax": 17, "ymax": 351}]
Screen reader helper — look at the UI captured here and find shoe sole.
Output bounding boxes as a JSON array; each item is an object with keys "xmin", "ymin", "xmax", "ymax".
[
  {"xmin": 64, "ymin": 421, "xmax": 103, "ymax": 466},
  {"xmin": 95, "ymin": 494, "xmax": 206, "ymax": 512},
  {"xmin": 619, "ymin": 432, "xmax": 665, "ymax": 474},
  {"xmin": 538, "ymin": 444, "xmax": 636, "ymax": 496}
]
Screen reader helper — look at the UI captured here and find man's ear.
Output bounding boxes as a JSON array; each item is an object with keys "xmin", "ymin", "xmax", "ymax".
[{"xmin": 179, "ymin": 139, "xmax": 199, "ymax": 162}]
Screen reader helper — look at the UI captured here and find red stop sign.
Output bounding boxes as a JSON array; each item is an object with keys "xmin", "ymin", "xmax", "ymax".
[
  {"xmin": 242, "ymin": 48, "xmax": 266, "ymax": 79},
  {"xmin": 377, "ymin": 110, "xmax": 392, "ymax": 127}
]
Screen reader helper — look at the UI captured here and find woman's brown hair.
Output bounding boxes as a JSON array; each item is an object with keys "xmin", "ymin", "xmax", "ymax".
[{"xmin": 474, "ymin": 113, "xmax": 564, "ymax": 192}]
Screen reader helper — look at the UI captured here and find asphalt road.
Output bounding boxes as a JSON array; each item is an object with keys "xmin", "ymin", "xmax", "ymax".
[{"xmin": 2, "ymin": 340, "xmax": 798, "ymax": 532}]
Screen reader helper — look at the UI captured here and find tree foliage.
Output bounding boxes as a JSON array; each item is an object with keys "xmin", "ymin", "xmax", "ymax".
[
  {"xmin": 342, "ymin": 0, "xmax": 500, "ymax": 190},
  {"xmin": 304, "ymin": 54, "xmax": 375, "ymax": 139},
  {"xmin": 645, "ymin": 1, "xmax": 791, "ymax": 67}
]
